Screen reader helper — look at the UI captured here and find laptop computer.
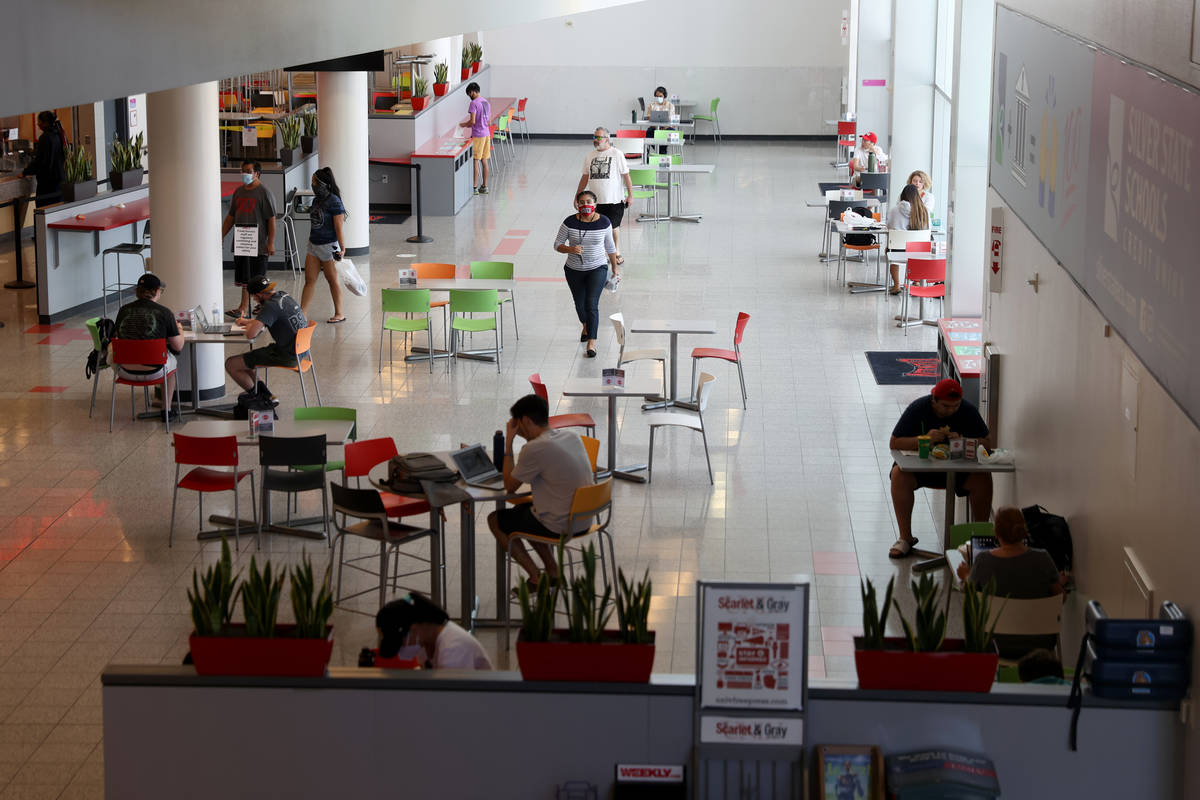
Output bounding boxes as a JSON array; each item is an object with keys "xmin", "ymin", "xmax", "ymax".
[
  {"xmin": 648, "ymin": 110, "xmax": 671, "ymax": 123},
  {"xmin": 450, "ymin": 444, "xmax": 505, "ymax": 489},
  {"xmin": 193, "ymin": 305, "xmax": 233, "ymax": 335}
]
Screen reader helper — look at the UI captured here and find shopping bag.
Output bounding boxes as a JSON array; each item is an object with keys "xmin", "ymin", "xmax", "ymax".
[{"xmin": 337, "ymin": 257, "xmax": 367, "ymax": 296}]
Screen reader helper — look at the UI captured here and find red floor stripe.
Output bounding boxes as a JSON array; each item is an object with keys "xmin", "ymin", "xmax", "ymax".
[
  {"xmin": 492, "ymin": 238, "xmax": 524, "ymax": 256},
  {"xmin": 505, "ymin": 229, "xmax": 531, "ymax": 236},
  {"xmin": 30, "ymin": 386, "xmax": 68, "ymax": 393},
  {"xmin": 24, "ymin": 324, "xmax": 63, "ymax": 334}
]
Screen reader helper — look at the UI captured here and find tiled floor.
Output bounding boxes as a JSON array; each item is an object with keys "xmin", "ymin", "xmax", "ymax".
[{"xmin": 0, "ymin": 140, "xmax": 952, "ymax": 797}]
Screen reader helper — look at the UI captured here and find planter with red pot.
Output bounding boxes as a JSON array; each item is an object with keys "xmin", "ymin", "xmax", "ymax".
[
  {"xmin": 516, "ymin": 630, "xmax": 656, "ymax": 683},
  {"xmin": 189, "ymin": 624, "xmax": 334, "ymax": 678}
]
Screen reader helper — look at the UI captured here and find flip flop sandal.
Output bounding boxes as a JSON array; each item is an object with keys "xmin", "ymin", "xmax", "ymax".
[
  {"xmin": 888, "ymin": 537, "xmax": 919, "ymax": 559},
  {"xmin": 327, "ymin": 316, "xmax": 346, "ymax": 324}
]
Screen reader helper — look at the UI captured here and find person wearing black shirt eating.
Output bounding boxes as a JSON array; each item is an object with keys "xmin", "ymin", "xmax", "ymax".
[{"xmin": 888, "ymin": 379, "xmax": 992, "ymax": 558}]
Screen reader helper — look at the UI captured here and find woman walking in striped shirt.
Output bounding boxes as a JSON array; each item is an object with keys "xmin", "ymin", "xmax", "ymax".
[{"xmin": 554, "ymin": 190, "xmax": 621, "ymax": 357}]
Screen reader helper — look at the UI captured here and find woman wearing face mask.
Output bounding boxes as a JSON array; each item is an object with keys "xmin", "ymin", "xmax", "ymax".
[
  {"xmin": 300, "ymin": 166, "xmax": 347, "ymax": 323},
  {"xmin": 554, "ymin": 190, "xmax": 621, "ymax": 358},
  {"xmin": 375, "ymin": 593, "xmax": 492, "ymax": 670},
  {"xmin": 23, "ymin": 110, "xmax": 68, "ymax": 207},
  {"xmin": 645, "ymin": 86, "xmax": 675, "ymax": 152},
  {"xmin": 886, "ymin": 183, "xmax": 930, "ymax": 295},
  {"xmin": 907, "ymin": 170, "xmax": 935, "ymax": 212}
]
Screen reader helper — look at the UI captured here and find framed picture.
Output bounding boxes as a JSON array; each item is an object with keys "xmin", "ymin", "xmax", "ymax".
[{"xmin": 813, "ymin": 745, "xmax": 883, "ymax": 800}]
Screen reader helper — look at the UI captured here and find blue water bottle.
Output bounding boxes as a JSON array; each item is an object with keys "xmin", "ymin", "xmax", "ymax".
[{"xmin": 493, "ymin": 430, "xmax": 505, "ymax": 470}]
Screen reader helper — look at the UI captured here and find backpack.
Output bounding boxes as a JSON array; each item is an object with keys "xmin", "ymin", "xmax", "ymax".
[
  {"xmin": 383, "ymin": 453, "xmax": 459, "ymax": 494},
  {"xmin": 85, "ymin": 318, "xmax": 117, "ymax": 380},
  {"xmin": 843, "ymin": 205, "xmax": 878, "ymax": 247},
  {"xmin": 1022, "ymin": 504, "xmax": 1073, "ymax": 572}
]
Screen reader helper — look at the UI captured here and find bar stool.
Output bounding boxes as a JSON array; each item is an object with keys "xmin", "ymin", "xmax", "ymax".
[
  {"xmin": 278, "ymin": 188, "xmax": 299, "ymax": 280},
  {"xmin": 101, "ymin": 221, "xmax": 150, "ymax": 318}
]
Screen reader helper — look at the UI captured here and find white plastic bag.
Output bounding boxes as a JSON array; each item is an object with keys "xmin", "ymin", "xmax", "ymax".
[
  {"xmin": 605, "ymin": 272, "xmax": 621, "ymax": 293},
  {"xmin": 337, "ymin": 257, "xmax": 367, "ymax": 297}
]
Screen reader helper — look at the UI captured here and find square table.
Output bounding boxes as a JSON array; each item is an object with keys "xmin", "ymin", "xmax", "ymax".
[
  {"xmin": 634, "ymin": 162, "xmax": 714, "ymax": 223},
  {"xmin": 180, "ymin": 418, "xmax": 355, "ymax": 541},
  {"xmin": 562, "ymin": 376, "xmax": 664, "ymax": 483},
  {"xmin": 627, "ymin": 319, "xmax": 717, "ymax": 410},
  {"xmin": 890, "ymin": 449, "xmax": 1015, "ymax": 542},
  {"xmin": 181, "ymin": 325, "xmax": 250, "ymax": 416},
  {"xmin": 393, "ymin": 278, "xmax": 516, "ymax": 363},
  {"xmin": 833, "ymin": 219, "xmax": 890, "ymax": 293}
]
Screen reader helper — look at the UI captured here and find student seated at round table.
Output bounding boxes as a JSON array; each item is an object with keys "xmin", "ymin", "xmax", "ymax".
[
  {"xmin": 375, "ymin": 593, "xmax": 493, "ymax": 670},
  {"xmin": 956, "ymin": 506, "xmax": 1065, "ymax": 598}
]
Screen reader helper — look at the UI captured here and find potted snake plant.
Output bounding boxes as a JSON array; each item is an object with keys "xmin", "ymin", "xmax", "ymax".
[
  {"xmin": 62, "ymin": 144, "xmax": 96, "ymax": 202},
  {"xmin": 853, "ymin": 574, "xmax": 1000, "ymax": 692},
  {"xmin": 460, "ymin": 45, "xmax": 472, "ymax": 81},
  {"xmin": 410, "ymin": 78, "xmax": 430, "ymax": 112},
  {"xmin": 108, "ymin": 132, "xmax": 143, "ymax": 190},
  {"xmin": 433, "ymin": 62, "xmax": 449, "ymax": 97},
  {"xmin": 516, "ymin": 542, "xmax": 656, "ymax": 683},
  {"xmin": 187, "ymin": 543, "xmax": 335, "ymax": 677},
  {"xmin": 470, "ymin": 42, "xmax": 483, "ymax": 74},
  {"xmin": 300, "ymin": 110, "xmax": 318, "ymax": 154},
  {"xmin": 277, "ymin": 115, "xmax": 303, "ymax": 167}
]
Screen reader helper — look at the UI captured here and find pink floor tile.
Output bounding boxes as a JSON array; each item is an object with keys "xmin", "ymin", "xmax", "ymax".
[
  {"xmin": 29, "ymin": 386, "xmax": 68, "ymax": 393},
  {"xmin": 491, "ymin": 238, "xmax": 524, "ymax": 256},
  {"xmin": 505, "ymin": 229, "xmax": 530, "ymax": 236},
  {"xmin": 809, "ymin": 655, "xmax": 826, "ymax": 679},
  {"xmin": 812, "ymin": 551, "xmax": 860, "ymax": 575},
  {"xmin": 822, "ymin": 639, "xmax": 856, "ymax": 656},
  {"xmin": 37, "ymin": 329, "xmax": 93, "ymax": 345},
  {"xmin": 820, "ymin": 626, "xmax": 864, "ymax": 642},
  {"xmin": 24, "ymin": 324, "xmax": 63, "ymax": 334}
]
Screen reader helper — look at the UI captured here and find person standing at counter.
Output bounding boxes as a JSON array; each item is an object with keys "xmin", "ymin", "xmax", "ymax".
[
  {"xmin": 23, "ymin": 110, "xmax": 67, "ymax": 207},
  {"xmin": 459, "ymin": 82, "xmax": 491, "ymax": 195},
  {"xmin": 299, "ymin": 167, "xmax": 346, "ymax": 324},
  {"xmin": 575, "ymin": 127, "xmax": 634, "ymax": 267},
  {"xmin": 375, "ymin": 593, "xmax": 492, "ymax": 670},
  {"xmin": 220, "ymin": 160, "xmax": 276, "ymax": 319}
]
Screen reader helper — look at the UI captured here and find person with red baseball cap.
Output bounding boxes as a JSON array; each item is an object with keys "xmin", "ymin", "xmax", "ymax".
[
  {"xmin": 852, "ymin": 131, "xmax": 888, "ymax": 176},
  {"xmin": 887, "ymin": 379, "xmax": 992, "ymax": 558}
]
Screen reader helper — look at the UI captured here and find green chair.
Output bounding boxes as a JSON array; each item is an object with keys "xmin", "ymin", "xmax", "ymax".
[
  {"xmin": 491, "ymin": 114, "xmax": 512, "ymax": 167},
  {"xmin": 85, "ymin": 317, "xmax": 110, "ymax": 418},
  {"xmin": 947, "ymin": 521, "xmax": 995, "ymax": 551},
  {"xmin": 693, "ymin": 97, "xmax": 721, "ymax": 142},
  {"xmin": 469, "ymin": 261, "xmax": 518, "ymax": 341},
  {"xmin": 291, "ymin": 407, "xmax": 357, "ymax": 509},
  {"xmin": 379, "ymin": 289, "xmax": 436, "ymax": 373},
  {"xmin": 629, "ymin": 168, "xmax": 666, "ymax": 220},
  {"xmin": 449, "ymin": 289, "xmax": 501, "ymax": 373}
]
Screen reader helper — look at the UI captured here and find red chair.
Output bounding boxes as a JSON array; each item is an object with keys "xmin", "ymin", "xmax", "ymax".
[
  {"xmin": 109, "ymin": 338, "xmax": 180, "ymax": 433},
  {"xmin": 836, "ymin": 120, "xmax": 857, "ymax": 168},
  {"xmin": 901, "ymin": 256, "xmax": 947, "ymax": 336},
  {"xmin": 907, "ymin": 240, "xmax": 932, "ymax": 254},
  {"xmin": 513, "ymin": 97, "xmax": 530, "ymax": 143},
  {"xmin": 615, "ymin": 129, "xmax": 644, "ymax": 138},
  {"xmin": 169, "ymin": 434, "xmax": 256, "ymax": 549},
  {"xmin": 345, "ymin": 438, "xmax": 432, "ymax": 520},
  {"xmin": 529, "ymin": 374, "xmax": 596, "ymax": 436},
  {"xmin": 690, "ymin": 312, "xmax": 751, "ymax": 409}
]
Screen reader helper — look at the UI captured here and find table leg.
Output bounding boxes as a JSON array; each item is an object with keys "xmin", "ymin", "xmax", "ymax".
[
  {"xmin": 944, "ymin": 471, "xmax": 956, "ymax": 541},
  {"xmin": 600, "ymin": 394, "xmax": 648, "ymax": 482},
  {"xmin": 461, "ymin": 500, "xmax": 475, "ymax": 628},
  {"xmin": 5, "ymin": 198, "xmax": 35, "ymax": 290},
  {"xmin": 190, "ymin": 342, "xmax": 200, "ymax": 413},
  {"xmin": 205, "ymin": 486, "xmax": 326, "ymax": 542}
]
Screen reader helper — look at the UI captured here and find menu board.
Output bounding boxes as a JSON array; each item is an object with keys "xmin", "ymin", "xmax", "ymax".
[{"xmin": 698, "ymin": 583, "xmax": 808, "ymax": 711}]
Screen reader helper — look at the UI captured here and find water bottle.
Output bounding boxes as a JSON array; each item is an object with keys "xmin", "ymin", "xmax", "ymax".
[
  {"xmin": 493, "ymin": 430, "xmax": 505, "ymax": 470},
  {"xmin": 211, "ymin": 301, "xmax": 221, "ymax": 323},
  {"xmin": 867, "ymin": 151, "xmax": 877, "ymax": 172},
  {"xmin": 631, "ymin": 110, "xmax": 637, "ymax": 124}
]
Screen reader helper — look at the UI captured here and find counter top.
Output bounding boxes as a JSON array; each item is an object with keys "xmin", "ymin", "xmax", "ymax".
[
  {"xmin": 411, "ymin": 96, "xmax": 518, "ymax": 159},
  {"xmin": 0, "ymin": 174, "xmax": 32, "ymax": 204},
  {"xmin": 47, "ymin": 197, "xmax": 150, "ymax": 231}
]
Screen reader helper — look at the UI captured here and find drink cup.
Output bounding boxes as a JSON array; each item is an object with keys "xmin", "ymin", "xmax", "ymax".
[{"xmin": 917, "ymin": 435, "xmax": 931, "ymax": 458}]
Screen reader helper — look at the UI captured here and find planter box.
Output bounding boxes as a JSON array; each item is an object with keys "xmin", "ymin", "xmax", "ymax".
[
  {"xmin": 301, "ymin": 135, "xmax": 317, "ymax": 155},
  {"xmin": 854, "ymin": 637, "xmax": 998, "ymax": 693},
  {"xmin": 433, "ymin": 83, "xmax": 449, "ymax": 97},
  {"xmin": 517, "ymin": 630, "xmax": 655, "ymax": 683},
  {"xmin": 279, "ymin": 147, "xmax": 301, "ymax": 167},
  {"xmin": 62, "ymin": 181, "xmax": 97, "ymax": 203},
  {"xmin": 109, "ymin": 169, "xmax": 142, "ymax": 190},
  {"xmin": 471, "ymin": 61, "xmax": 481, "ymax": 75},
  {"xmin": 189, "ymin": 624, "xmax": 333, "ymax": 677},
  {"xmin": 460, "ymin": 67, "xmax": 471, "ymax": 81},
  {"xmin": 410, "ymin": 97, "xmax": 428, "ymax": 112}
]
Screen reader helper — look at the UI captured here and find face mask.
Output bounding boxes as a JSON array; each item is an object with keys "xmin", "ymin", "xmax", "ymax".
[
  {"xmin": 313, "ymin": 182, "xmax": 329, "ymax": 198},
  {"xmin": 241, "ymin": 173, "xmax": 255, "ymax": 185},
  {"xmin": 578, "ymin": 204, "xmax": 596, "ymax": 216},
  {"xmin": 655, "ymin": 96, "xmax": 665, "ymax": 102}
]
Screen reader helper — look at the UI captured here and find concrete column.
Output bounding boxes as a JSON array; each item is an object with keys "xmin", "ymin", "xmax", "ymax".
[
  {"xmin": 316, "ymin": 71, "xmax": 370, "ymax": 256},
  {"xmin": 147, "ymin": 81, "xmax": 225, "ymax": 401},
  {"xmin": 888, "ymin": 0, "xmax": 936, "ymax": 199}
]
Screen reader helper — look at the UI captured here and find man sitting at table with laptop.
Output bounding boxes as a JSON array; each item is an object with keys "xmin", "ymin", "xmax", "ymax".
[
  {"xmin": 224, "ymin": 275, "xmax": 307, "ymax": 405},
  {"xmin": 486, "ymin": 394, "xmax": 595, "ymax": 589},
  {"xmin": 888, "ymin": 379, "xmax": 991, "ymax": 559}
]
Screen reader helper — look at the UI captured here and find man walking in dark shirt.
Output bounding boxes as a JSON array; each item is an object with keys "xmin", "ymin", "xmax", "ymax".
[{"xmin": 224, "ymin": 276, "xmax": 307, "ymax": 402}]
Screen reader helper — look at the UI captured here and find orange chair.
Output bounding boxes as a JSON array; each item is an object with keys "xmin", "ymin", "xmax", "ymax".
[
  {"xmin": 412, "ymin": 262, "xmax": 456, "ymax": 343},
  {"xmin": 837, "ymin": 220, "xmax": 883, "ymax": 288},
  {"xmin": 530, "ymin": 374, "xmax": 596, "ymax": 437},
  {"xmin": 263, "ymin": 320, "xmax": 321, "ymax": 406},
  {"xmin": 109, "ymin": 338, "xmax": 181, "ymax": 433},
  {"xmin": 901, "ymin": 256, "xmax": 947, "ymax": 336},
  {"xmin": 169, "ymin": 434, "xmax": 256, "ymax": 549},
  {"xmin": 616, "ymin": 129, "xmax": 644, "ymax": 139},
  {"xmin": 690, "ymin": 313, "xmax": 751, "ymax": 409}
]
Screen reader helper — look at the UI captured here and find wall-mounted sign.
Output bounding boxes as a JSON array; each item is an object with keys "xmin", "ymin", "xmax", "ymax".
[
  {"xmin": 841, "ymin": 10, "xmax": 849, "ymax": 45},
  {"xmin": 699, "ymin": 715, "xmax": 804, "ymax": 746},
  {"xmin": 699, "ymin": 583, "xmax": 807, "ymax": 711},
  {"xmin": 989, "ymin": 206, "xmax": 1004, "ymax": 292}
]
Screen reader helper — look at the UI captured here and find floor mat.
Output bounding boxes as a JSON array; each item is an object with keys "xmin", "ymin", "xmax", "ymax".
[
  {"xmin": 864, "ymin": 351, "xmax": 939, "ymax": 386},
  {"xmin": 368, "ymin": 212, "xmax": 411, "ymax": 225}
]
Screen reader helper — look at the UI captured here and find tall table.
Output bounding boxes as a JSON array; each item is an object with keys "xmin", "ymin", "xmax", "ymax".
[
  {"xmin": 181, "ymin": 418, "xmax": 355, "ymax": 541},
  {"xmin": 394, "ymin": 278, "xmax": 516, "ymax": 362},
  {"xmin": 890, "ymin": 449, "xmax": 1015, "ymax": 540},
  {"xmin": 181, "ymin": 325, "xmax": 249, "ymax": 416},
  {"xmin": 634, "ymin": 162, "xmax": 714, "ymax": 223},
  {"xmin": 627, "ymin": 319, "xmax": 716, "ymax": 410},
  {"xmin": 562, "ymin": 376, "xmax": 663, "ymax": 483}
]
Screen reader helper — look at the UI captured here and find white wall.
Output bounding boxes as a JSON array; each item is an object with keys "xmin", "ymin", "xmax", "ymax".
[
  {"xmin": 481, "ymin": 0, "xmax": 846, "ymax": 135},
  {"xmin": 988, "ymin": 3, "xmax": 1200, "ymax": 794},
  {"xmin": 854, "ymin": 0, "xmax": 893, "ymax": 145},
  {"xmin": 889, "ymin": 0, "xmax": 935, "ymax": 198}
]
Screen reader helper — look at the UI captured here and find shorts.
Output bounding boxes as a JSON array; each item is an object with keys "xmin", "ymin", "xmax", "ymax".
[
  {"xmin": 234, "ymin": 255, "xmax": 268, "ymax": 287},
  {"xmin": 242, "ymin": 344, "xmax": 299, "ymax": 369},
  {"xmin": 307, "ymin": 241, "xmax": 341, "ymax": 262},
  {"xmin": 494, "ymin": 504, "xmax": 564, "ymax": 540},
  {"xmin": 894, "ymin": 464, "xmax": 972, "ymax": 497},
  {"xmin": 596, "ymin": 202, "xmax": 625, "ymax": 228},
  {"xmin": 115, "ymin": 352, "xmax": 177, "ymax": 382},
  {"xmin": 472, "ymin": 136, "xmax": 492, "ymax": 161}
]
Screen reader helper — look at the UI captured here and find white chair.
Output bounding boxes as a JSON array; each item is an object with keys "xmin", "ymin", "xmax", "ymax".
[
  {"xmin": 612, "ymin": 136, "xmax": 645, "ymax": 162},
  {"xmin": 610, "ymin": 313, "xmax": 667, "ymax": 400},
  {"xmin": 645, "ymin": 372, "xmax": 717, "ymax": 484},
  {"xmin": 989, "ymin": 594, "xmax": 1064, "ymax": 660},
  {"xmin": 885, "ymin": 227, "xmax": 932, "ymax": 254}
]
